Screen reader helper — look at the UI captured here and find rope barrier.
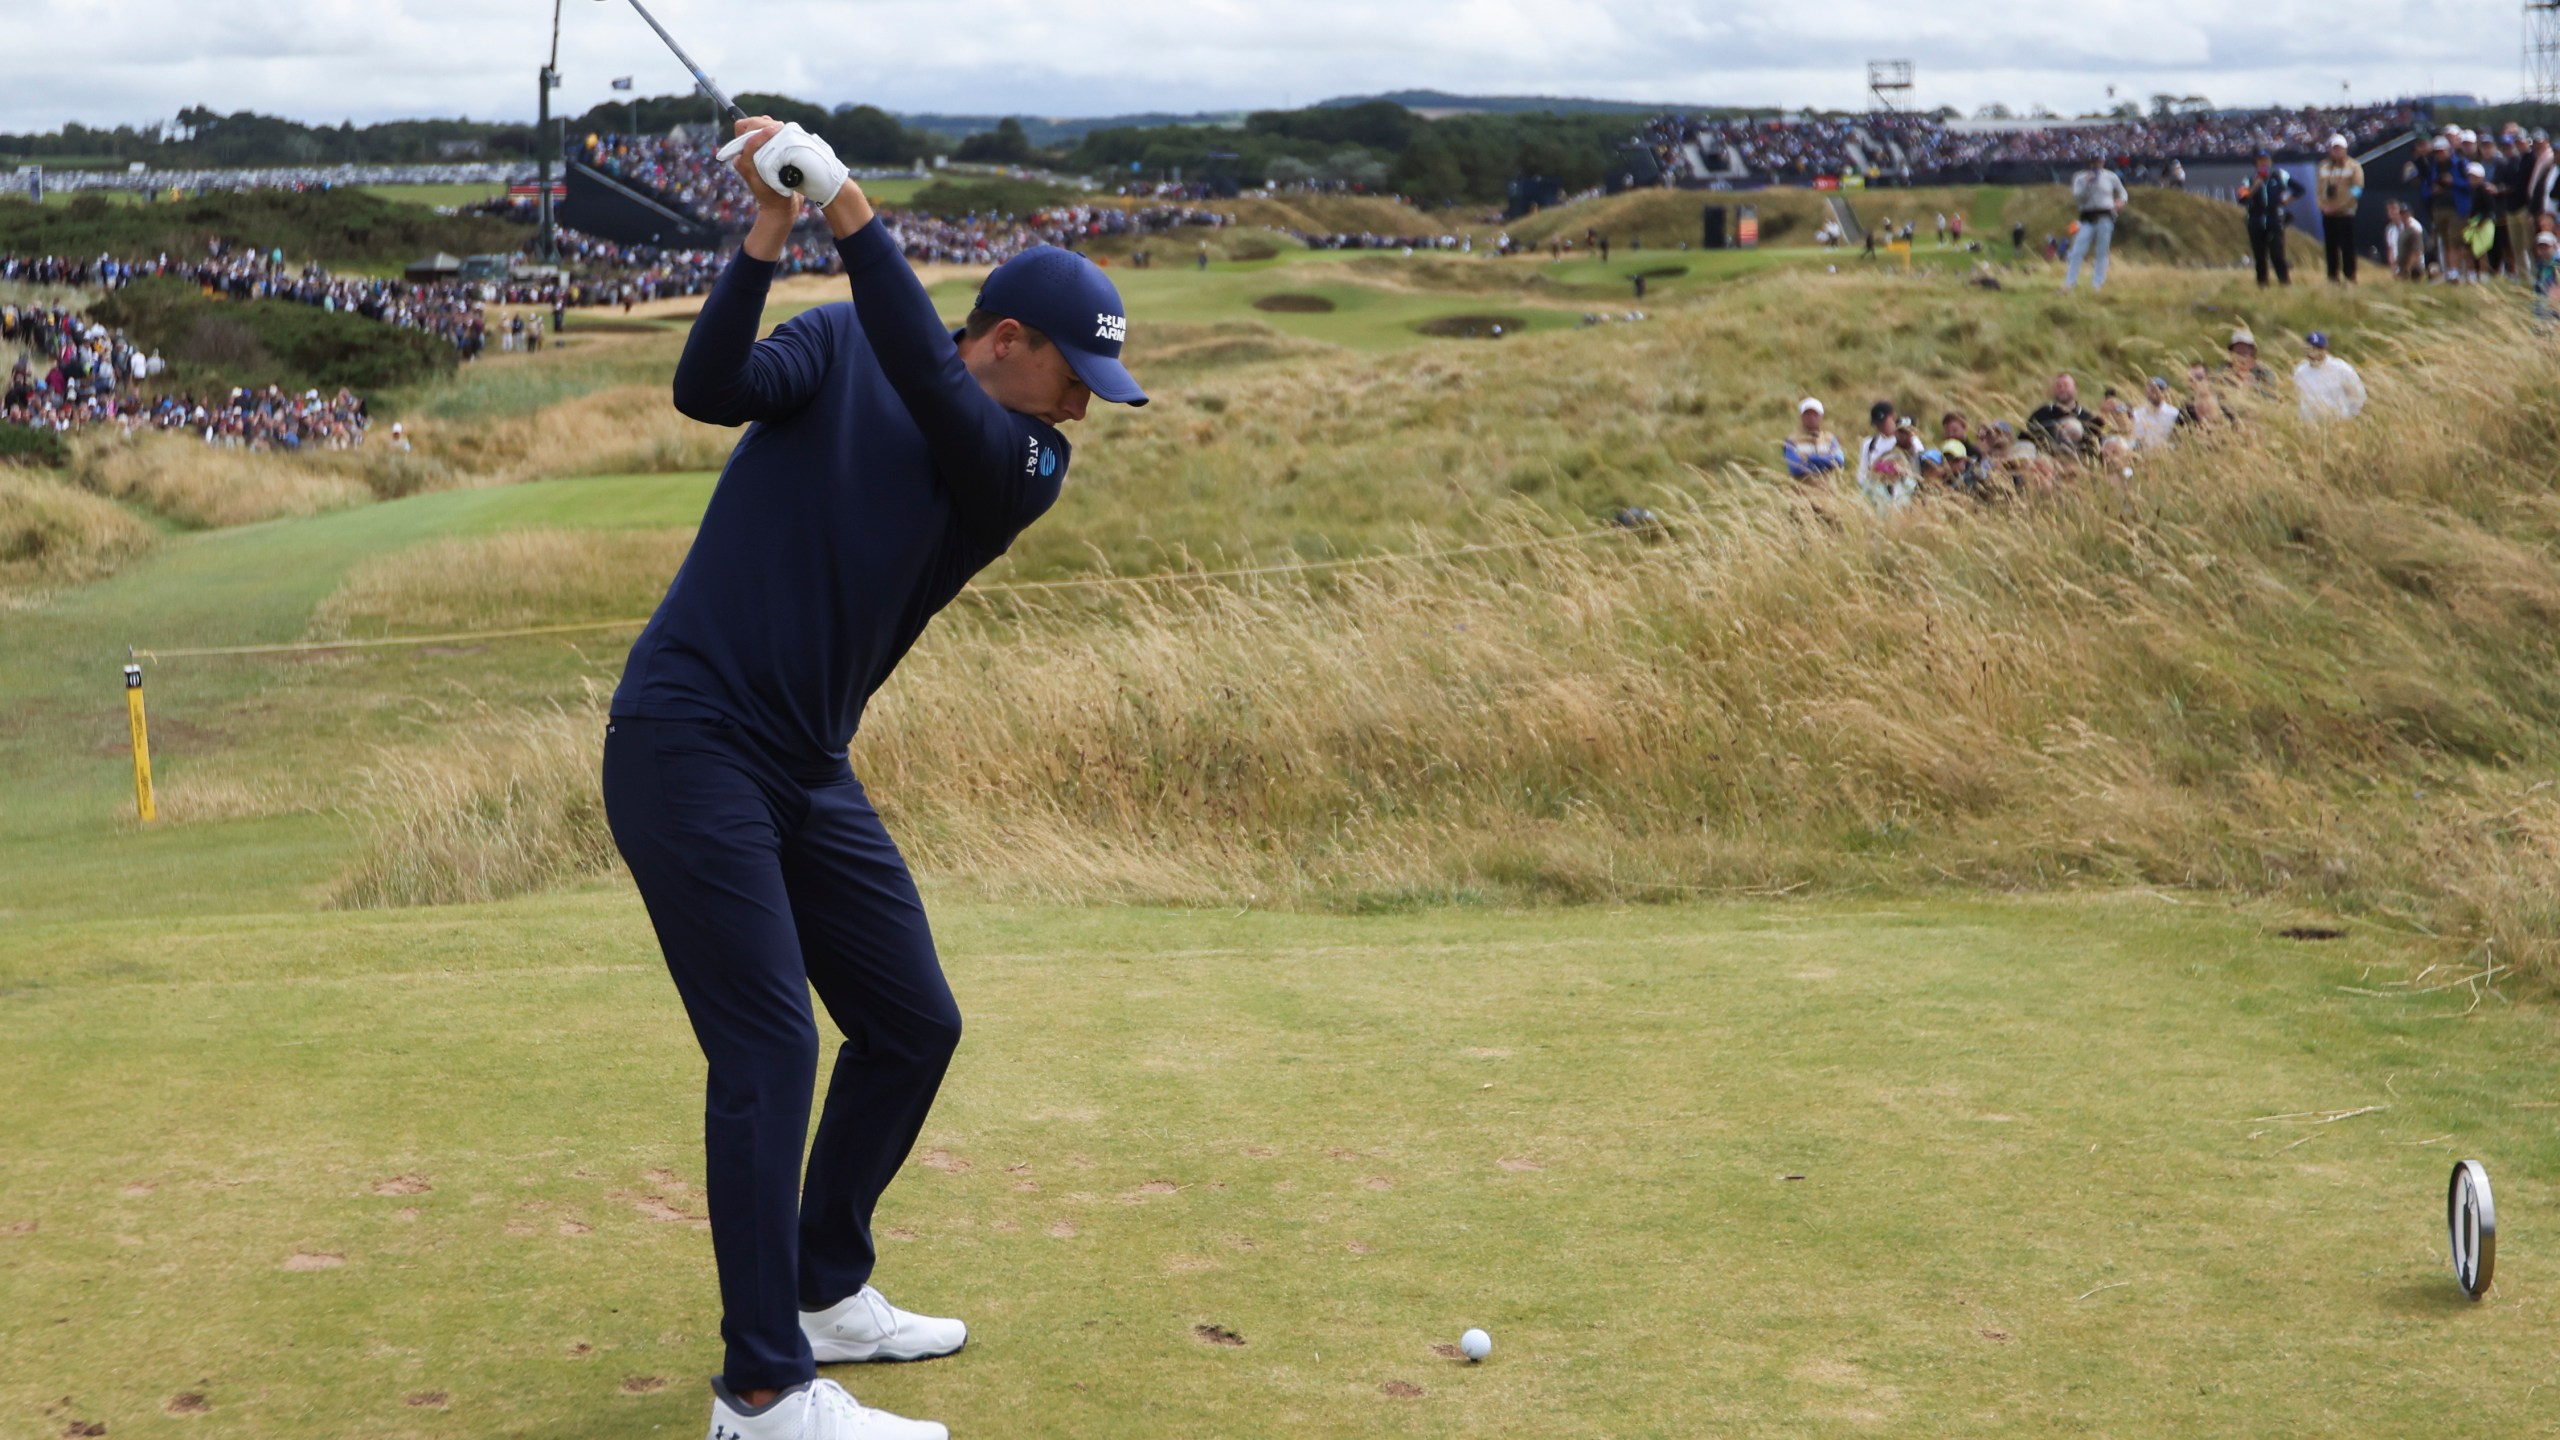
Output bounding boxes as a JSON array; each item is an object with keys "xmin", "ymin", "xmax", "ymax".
[{"xmin": 133, "ymin": 524, "xmax": 1632, "ymax": 662}]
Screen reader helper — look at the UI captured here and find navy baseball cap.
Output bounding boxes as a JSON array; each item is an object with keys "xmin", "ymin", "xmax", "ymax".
[{"xmin": 974, "ymin": 246, "xmax": 1147, "ymax": 406}]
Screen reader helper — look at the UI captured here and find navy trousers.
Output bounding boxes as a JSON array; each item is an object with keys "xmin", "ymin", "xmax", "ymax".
[{"xmin": 601, "ymin": 716, "xmax": 960, "ymax": 1392}]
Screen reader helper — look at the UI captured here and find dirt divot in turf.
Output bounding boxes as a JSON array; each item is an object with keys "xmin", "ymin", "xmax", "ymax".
[
  {"xmin": 556, "ymin": 1220, "xmax": 593, "ymax": 1236},
  {"xmin": 119, "ymin": 1182, "xmax": 157, "ymax": 1198},
  {"xmin": 1347, "ymin": 1240, "xmax": 1373, "ymax": 1254},
  {"xmin": 1497, "ymin": 1156, "xmax": 1544, "ymax": 1172},
  {"xmin": 1414, "ymin": 313, "xmax": 1525, "ymax": 339},
  {"xmin": 990, "ymin": 1219, "xmax": 1020, "ymax": 1233},
  {"xmin": 1978, "ymin": 1328, "xmax": 2014, "ymax": 1342},
  {"xmin": 5, "ymin": 1219, "xmax": 35, "ymax": 1235},
  {"xmin": 1431, "ymin": 1342, "xmax": 1462, "ymax": 1359},
  {"xmin": 393, "ymin": 1207, "xmax": 420, "ymax": 1222},
  {"xmin": 569, "ymin": 1343, "xmax": 593, "ymax": 1357},
  {"xmin": 370, "ymin": 1174, "xmax": 431, "ymax": 1197},
  {"xmin": 62, "ymin": 1421, "xmax": 106, "ymax": 1437},
  {"xmin": 919, "ymin": 1149, "xmax": 971, "ymax": 1173},
  {"xmin": 404, "ymin": 1392, "xmax": 447, "ymax": 1409},
  {"xmin": 165, "ymin": 1392, "xmax": 210, "ymax": 1415},
  {"xmin": 1162, "ymin": 1254, "xmax": 1219, "ymax": 1273},
  {"xmin": 623, "ymin": 1192, "xmax": 709, "ymax": 1228},
  {"xmin": 2278, "ymin": 926, "xmax": 2347, "ymax": 941},
  {"xmin": 1361, "ymin": 1176, "xmax": 1393, "ymax": 1191},
  {"xmin": 1380, "ymin": 1380, "xmax": 1425, "ymax": 1398},
  {"xmin": 1048, "ymin": 1221, "xmax": 1078, "ymax": 1239},
  {"xmin": 620, "ymin": 1376, "xmax": 667, "ymax": 1395},
  {"xmin": 282, "ymin": 1250, "xmax": 344, "ymax": 1271},
  {"xmin": 1463, "ymin": 1047, "xmax": 1512, "ymax": 1059},
  {"xmin": 1251, "ymin": 293, "xmax": 1336, "ymax": 313},
  {"xmin": 1241, "ymin": 1145, "xmax": 1278, "ymax": 1158},
  {"xmin": 1192, "ymin": 1323, "xmax": 1245, "ymax": 1347},
  {"xmin": 882, "ymin": 1226, "xmax": 919, "ymax": 1241},
  {"xmin": 643, "ymin": 1168, "xmax": 692, "ymax": 1189}
]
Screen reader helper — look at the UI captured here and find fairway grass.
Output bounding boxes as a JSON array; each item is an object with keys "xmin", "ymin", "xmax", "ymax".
[{"xmin": 2, "ymin": 892, "xmax": 2549, "ymax": 1438}]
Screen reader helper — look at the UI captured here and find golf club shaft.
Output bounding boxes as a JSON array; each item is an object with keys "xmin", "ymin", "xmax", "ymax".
[
  {"xmin": 609, "ymin": 0, "xmax": 802, "ymax": 186},
  {"xmin": 614, "ymin": 0, "xmax": 742, "ymax": 121}
]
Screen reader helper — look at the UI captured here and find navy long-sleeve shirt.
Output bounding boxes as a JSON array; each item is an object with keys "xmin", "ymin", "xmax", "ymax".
[{"xmin": 611, "ymin": 221, "xmax": 1068, "ymax": 775}]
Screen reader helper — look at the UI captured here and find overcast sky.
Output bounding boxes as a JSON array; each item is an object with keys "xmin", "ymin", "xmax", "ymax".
[{"xmin": 1, "ymin": 0, "xmax": 2530, "ymax": 135}]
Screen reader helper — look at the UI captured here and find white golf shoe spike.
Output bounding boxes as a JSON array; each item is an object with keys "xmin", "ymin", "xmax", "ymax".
[
  {"xmin": 803, "ymin": 1285, "xmax": 969, "ymax": 1364},
  {"xmin": 705, "ymin": 1378, "xmax": 946, "ymax": 1440}
]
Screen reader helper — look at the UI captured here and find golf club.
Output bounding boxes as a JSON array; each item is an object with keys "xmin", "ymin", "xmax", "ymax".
[{"xmin": 596, "ymin": 0, "xmax": 802, "ymax": 189}]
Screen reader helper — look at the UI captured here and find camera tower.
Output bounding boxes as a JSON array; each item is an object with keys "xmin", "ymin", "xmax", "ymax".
[{"xmin": 2530, "ymin": 0, "xmax": 2560, "ymax": 103}]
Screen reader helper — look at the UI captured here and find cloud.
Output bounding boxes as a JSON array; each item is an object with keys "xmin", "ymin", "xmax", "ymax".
[{"xmin": 2, "ymin": 0, "xmax": 2522, "ymax": 134}]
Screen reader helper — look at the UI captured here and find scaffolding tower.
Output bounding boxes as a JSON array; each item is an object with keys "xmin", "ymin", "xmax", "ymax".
[
  {"xmin": 2531, "ymin": 0, "xmax": 2560, "ymax": 104},
  {"xmin": 1868, "ymin": 60, "xmax": 1914, "ymax": 114}
]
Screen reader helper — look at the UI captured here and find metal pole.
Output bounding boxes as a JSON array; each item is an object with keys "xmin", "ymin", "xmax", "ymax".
[{"xmin": 532, "ymin": 65, "xmax": 552, "ymax": 262}]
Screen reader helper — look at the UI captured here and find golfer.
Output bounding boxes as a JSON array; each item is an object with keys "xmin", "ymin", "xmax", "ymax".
[{"xmin": 602, "ymin": 117, "xmax": 1146, "ymax": 1440}]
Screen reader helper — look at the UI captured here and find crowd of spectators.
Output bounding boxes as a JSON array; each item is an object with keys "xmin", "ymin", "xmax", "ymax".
[
  {"xmin": 3, "ymin": 300, "xmax": 370, "ymax": 451},
  {"xmin": 1783, "ymin": 326, "xmax": 2367, "ymax": 511},
  {"xmin": 575, "ymin": 132, "xmax": 1235, "ymax": 264},
  {"xmin": 1642, "ymin": 103, "xmax": 2423, "ymax": 184}
]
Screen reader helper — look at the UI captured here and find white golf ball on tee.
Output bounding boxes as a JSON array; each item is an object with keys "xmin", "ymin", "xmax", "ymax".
[{"xmin": 1460, "ymin": 1327, "xmax": 1492, "ymax": 1361}]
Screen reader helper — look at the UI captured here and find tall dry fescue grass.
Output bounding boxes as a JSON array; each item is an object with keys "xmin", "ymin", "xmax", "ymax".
[
  {"xmin": 309, "ymin": 526, "xmax": 693, "ymax": 639},
  {"xmin": 75, "ymin": 431, "xmax": 372, "ymax": 528},
  {"xmin": 332, "ymin": 694, "xmax": 618, "ymax": 908},
  {"xmin": 405, "ymin": 384, "xmax": 736, "ymax": 486},
  {"xmin": 0, "ymin": 468, "xmax": 155, "ymax": 597},
  {"xmin": 334, "ymin": 306, "xmax": 2560, "ymax": 986}
]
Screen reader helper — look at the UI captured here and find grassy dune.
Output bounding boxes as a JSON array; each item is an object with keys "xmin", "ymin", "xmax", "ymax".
[
  {"xmin": 0, "ymin": 468, "xmax": 157, "ymax": 597},
  {"xmin": 236, "ymin": 262, "xmax": 2560, "ymax": 993}
]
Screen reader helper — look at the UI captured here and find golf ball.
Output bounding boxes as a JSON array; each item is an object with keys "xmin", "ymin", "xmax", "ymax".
[{"xmin": 1460, "ymin": 1327, "xmax": 1492, "ymax": 1361}]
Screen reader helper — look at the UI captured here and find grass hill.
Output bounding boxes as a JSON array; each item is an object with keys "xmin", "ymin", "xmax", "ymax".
[{"xmin": 0, "ymin": 188, "xmax": 527, "ymax": 268}]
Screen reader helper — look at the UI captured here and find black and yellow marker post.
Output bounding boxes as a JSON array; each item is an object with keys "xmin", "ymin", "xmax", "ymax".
[{"xmin": 123, "ymin": 659, "xmax": 156, "ymax": 823}]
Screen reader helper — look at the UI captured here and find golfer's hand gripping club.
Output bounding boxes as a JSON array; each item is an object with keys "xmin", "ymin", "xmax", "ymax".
[{"xmin": 715, "ymin": 122, "xmax": 846, "ymax": 207}]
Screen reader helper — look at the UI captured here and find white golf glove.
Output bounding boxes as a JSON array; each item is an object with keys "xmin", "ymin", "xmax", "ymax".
[{"xmin": 715, "ymin": 122, "xmax": 847, "ymax": 207}]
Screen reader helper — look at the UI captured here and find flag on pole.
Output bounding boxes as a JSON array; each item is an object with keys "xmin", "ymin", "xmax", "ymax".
[{"xmin": 611, "ymin": 76, "xmax": 634, "ymax": 91}]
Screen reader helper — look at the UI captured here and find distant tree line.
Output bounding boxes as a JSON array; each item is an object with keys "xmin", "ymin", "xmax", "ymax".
[{"xmin": 0, "ymin": 107, "xmax": 552, "ymax": 166}]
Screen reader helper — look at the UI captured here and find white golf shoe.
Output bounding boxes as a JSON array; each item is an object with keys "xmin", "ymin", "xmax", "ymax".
[
  {"xmin": 706, "ymin": 1377, "xmax": 946, "ymax": 1440},
  {"xmin": 802, "ymin": 1286, "xmax": 968, "ymax": 1364}
]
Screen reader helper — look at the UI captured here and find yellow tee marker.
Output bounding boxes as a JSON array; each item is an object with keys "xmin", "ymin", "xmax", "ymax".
[{"xmin": 123, "ymin": 662, "xmax": 156, "ymax": 823}]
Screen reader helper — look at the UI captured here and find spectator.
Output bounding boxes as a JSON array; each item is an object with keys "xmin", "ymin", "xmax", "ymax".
[
  {"xmin": 2406, "ymin": 135, "xmax": 2456, "ymax": 276},
  {"xmin": 2026, "ymin": 372, "xmax": 2102, "ymax": 455},
  {"xmin": 2534, "ymin": 231, "xmax": 2560, "ymax": 323},
  {"xmin": 1858, "ymin": 447, "xmax": 1919, "ymax": 513},
  {"xmin": 1857, "ymin": 401, "xmax": 1900, "ymax": 485},
  {"xmin": 2063, "ymin": 153, "xmax": 2129, "ymax": 292},
  {"xmin": 2239, "ymin": 149, "xmax": 2298, "ymax": 287},
  {"xmin": 2293, "ymin": 332, "xmax": 2366, "ymax": 420},
  {"xmin": 2315, "ymin": 134, "xmax": 2363, "ymax": 283},
  {"xmin": 2384, "ymin": 200, "xmax": 2428, "ymax": 280},
  {"xmin": 2130, "ymin": 376, "xmax": 2182, "ymax": 448},
  {"xmin": 1782, "ymin": 397, "xmax": 1846, "ymax": 480},
  {"xmin": 2223, "ymin": 328, "xmax": 2275, "ymax": 391},
  {"xmin": 2525, "ymin": 132, "xmax": 2559, "ymax": 236},
  {"xmin": 1937, "ymin": 409, "xmax": 1975, "ymax": 457},
  {"xmin": 1936, "ymin": 438, "xmax": 1997, "ymax": 498},
  {"xmin": 2182, "ymin": 362, "xmax": 2229, "ymax": 430}
]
